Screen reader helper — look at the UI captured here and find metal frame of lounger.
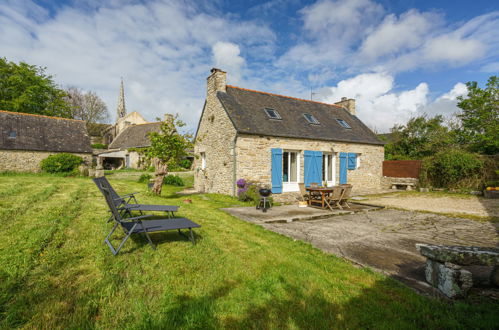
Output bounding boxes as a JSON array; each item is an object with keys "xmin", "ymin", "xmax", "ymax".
[
  {"xmin": 93, "ymin": 177, "xmax": 179, "ymax": 220},
  {"xmin": 100, "ymin": 186, "xmax": 200, "ymax": 255}
]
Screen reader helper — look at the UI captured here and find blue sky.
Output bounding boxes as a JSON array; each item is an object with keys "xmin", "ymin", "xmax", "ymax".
[{"xmin": 1, "ymin": 0, "xmax": 498, "ymax": 132}]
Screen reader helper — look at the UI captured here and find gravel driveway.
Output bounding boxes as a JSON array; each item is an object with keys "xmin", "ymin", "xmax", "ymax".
[{"xmin": 362, "ymin": 194, "xmax": 499, "ymax": 218}]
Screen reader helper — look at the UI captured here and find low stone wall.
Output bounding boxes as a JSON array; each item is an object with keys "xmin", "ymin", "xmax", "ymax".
[{"xmin": 0, "ymin": 150, "xmax": 92, "ymax": 172}]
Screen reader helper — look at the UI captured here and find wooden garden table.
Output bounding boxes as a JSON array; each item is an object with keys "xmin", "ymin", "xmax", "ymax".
[{"xmin": 306, "ymin": 187, "xmax": 335, "ymax": 210}]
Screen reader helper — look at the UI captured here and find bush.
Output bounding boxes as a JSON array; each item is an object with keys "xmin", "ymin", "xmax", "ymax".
[
  {"xmin": 163, "ymin": 174, "xmax": 184, "ymax": 186},
  {"xmin": 179, "ymin": 159, "xmax": 192, "ymax": 169},
  {"xmin": 425, "ymin": 150, "xmax": 483, "ymax": 189},
  {"xmin": 237, "ymin": 179, "xmax": 271, "ymax": 204},
  {"xmin": 91, "ymin": 143, "xmax": 108, "ymax": 149},
  {"xmin": 138, "ymin": 174, "xmax": 152, "ymax": 183},
  {"xmin": 40, "ymin": 153, "xmax": 84, "ymax": 173}
]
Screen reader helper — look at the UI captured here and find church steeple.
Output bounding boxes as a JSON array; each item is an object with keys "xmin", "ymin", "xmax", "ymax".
[{"xmin": 116, "ymin": 78, "xmax": 126, "ymax": 120}]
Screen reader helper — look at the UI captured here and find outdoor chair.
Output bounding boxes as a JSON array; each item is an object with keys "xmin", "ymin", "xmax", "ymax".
[
  {"xmin": 325, "ymin": 186, "xmax": 345, "ymax": 210},
  {"xmin": 93, "ymin": 177, "xmax": 179, "ymax": 220},
  {"xmin": 100, "ymin": 186, "xmax": 200, "ymax": 255},
  {"xmin": 339, "ymin": 184, "xmax": 353, "ymax": 208},
  {"xmin": 298, "ymin": 183, "xmax": 309, "ymax": 202}
]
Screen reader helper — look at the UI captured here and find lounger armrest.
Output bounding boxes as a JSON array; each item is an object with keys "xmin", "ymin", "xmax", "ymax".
[
  {"xmin": 121, "ymin": 192, "xmax": 140, "ymax": 198},
  {"xmin": 125, "ymin": 214, "xmax": 154, "ymax": 221}
]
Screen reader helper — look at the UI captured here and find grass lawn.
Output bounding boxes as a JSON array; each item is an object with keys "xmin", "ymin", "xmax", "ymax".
[{"xmin": 0, "ymin": 174, "xmax": 498, "ymax": 328}]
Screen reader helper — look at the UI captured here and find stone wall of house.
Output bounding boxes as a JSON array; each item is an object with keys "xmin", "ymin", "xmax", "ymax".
[
  {"xmin": 0, "ymin": 150, "xmax": 92, "ymax": 172},
  {"xmin": 236, "ymin": 134, "xmax": 384, "ymax": 202},
  {"xmin": 193, "ymin": 69, "xmax": 237, "ymax": 195}
]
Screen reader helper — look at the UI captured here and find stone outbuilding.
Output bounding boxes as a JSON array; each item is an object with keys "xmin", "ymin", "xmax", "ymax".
[
  {"xmin": 193, "ymin": 69, "xmax": 385, "ymax": 201},
  {"xmin": 0, "ymin": 110, "xmax": 92, "ymax": 172},
  {"xmin": 98, "ymin": 122, "xmax": 161, "ymax": 169}
]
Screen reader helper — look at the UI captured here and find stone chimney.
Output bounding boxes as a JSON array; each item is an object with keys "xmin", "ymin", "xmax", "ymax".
[
  {"xmin": 207, "ymin": 68, "xmax": 226, "ymax": 98},
  {"xmin": 334, "ymin": 97, "xmax": 356, "ymax": 116}
]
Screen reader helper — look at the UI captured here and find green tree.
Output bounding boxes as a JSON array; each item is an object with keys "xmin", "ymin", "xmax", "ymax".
[
  {"xmin": 384, "ymin": 115, "xmax": 455, "ymax": 160},
  {"xmin": 457, "ymin": 76, "xmax": 499, "ymax": 155},
  {"xmin": 143, "ymin": 115, "xmax": 193, "ymax": 195},
  {"xmin": 0, "ymin": 58, "xmax": 70, "ymax": 117}
]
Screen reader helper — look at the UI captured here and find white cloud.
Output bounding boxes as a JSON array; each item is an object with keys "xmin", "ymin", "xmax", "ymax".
[
  {"xmin": 0, "ymin": 0, "xmax": 274, "ymax": 131},
  {"xmin": 212, "ymin": 42, "xmax": 245, "ymax": 83},
  {"xmin": 319, "ymin": 73, "xmax": 471, "ymax": 132},
  {"xmin": 360, "ymin": 10, "xmax": 439, "ymax": 59},
  {"xmin": 438, "ymin": 82, "xmax": 468, "ymax": 101}
]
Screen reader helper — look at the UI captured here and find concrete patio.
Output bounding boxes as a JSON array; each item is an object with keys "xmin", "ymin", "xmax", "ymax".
[{"xmin": 222, "ymin": 203, "xmax": 381, "ymax": 224}]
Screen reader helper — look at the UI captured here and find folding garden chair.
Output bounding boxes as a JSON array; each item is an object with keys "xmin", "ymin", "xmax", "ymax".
[
  {"xmin": 100, "ymin": 186, "xmax": 200, "ymax": 255},
  {"xmin": 339, "ymin": 184, "xmax": 353, "ymax": 209},
  {"xmin": 325, "ymin": 186, "xmax": 345, "ymax": 210},
  {"xmin": 93, "ymin": 177, "xmax": 179, "ymax": 220}
]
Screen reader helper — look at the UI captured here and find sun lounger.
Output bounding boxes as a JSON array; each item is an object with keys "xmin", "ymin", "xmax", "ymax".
[
  {"xmin": 100, "ymin": 186, "xmax": 200, "ymax": 255},
  {"xmin": 93, "ymin": 176, "xmax": 179, "ymax": 220}
]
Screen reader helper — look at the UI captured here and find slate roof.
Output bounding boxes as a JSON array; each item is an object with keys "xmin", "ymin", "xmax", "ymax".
[
  {"xmin": 216, "ymin": 86, "xmax": 384, "ymax": 145},
  {"xmin": 0, "ymin": 110, "xmax": 92, "ymax": 153},
  {"xmin": 108, "ymin": 122, "xmax": 161, "ymax": 149}
]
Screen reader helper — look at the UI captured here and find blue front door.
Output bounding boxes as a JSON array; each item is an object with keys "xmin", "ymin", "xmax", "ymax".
[{"xmin": 339, "ymin": 152, "xmax": 347, "ymax": 184}]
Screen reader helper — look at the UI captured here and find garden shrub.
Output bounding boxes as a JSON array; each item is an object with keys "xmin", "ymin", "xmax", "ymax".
[
  {"xmin": 163, "ymin": 174, "xmax": 184, "ymax": 186},
  {"xmin": 138, "ymin": 174, "xmax": 152, "ymax": 183},
  {"xmin": 237, "ymin": 178, "xmax": 271, "ymax": 203},
  {"xmin": 425, "ymin": 149, "xmax": 483, "ymax": 189},
  {"xmin": 40, "ymin": 153, "xmax": 83, "ymax": 173},
  {"xmin": 179, "ymin": 159, "xmax": 192, "ymax": 169}
]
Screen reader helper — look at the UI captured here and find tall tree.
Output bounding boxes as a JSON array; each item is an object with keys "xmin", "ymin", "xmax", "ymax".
[
  {"xmin": 457, "ymin": 76, "xmax": 499, "ymax": 155},
  {"xmin": 64, "ymin": 87, "xmax": 109, "ymax": 123},
  {"xmin": 0, "ymin": 57, "xmax": 70, "ymax": 117},
  {"xmin": 384, "ymin": 115, "xmax": 455, "ymax": 160},
  {"xmin": 143, "ymin": 115, "xmax": 193, "ymax": 195}
]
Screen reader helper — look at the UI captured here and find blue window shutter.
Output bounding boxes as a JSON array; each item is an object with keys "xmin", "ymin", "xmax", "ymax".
[
  {"xmin": 271, "ymin": 148, "xmax": 283, "ymax": 194},
  {"xmin": 304, "ymin": 150, "xmax": 313, "ymax": 187},
  {"xmin": 314, "ymin": 151, "xmax": 323, "ymax": 184},
  {"xmin": 348, "ymin": 153, "xmax": 357, "ymax": 170},
  {"xmin": 339, "ymin": 152, "xmax": 348, "ymax": 184}
]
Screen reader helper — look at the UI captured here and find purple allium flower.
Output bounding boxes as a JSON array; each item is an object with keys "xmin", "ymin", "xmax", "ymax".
[{"xmin": 236, "ymin": 178, "xmax": 246, "ymax": 188}]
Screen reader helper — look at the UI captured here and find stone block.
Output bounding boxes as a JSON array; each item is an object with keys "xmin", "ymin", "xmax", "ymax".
[
  {"xmin": 425, "ymin": 259, "xmax": 473, "ymax": 298},
  {"xmin": 416, "ymin": 244, "xmax": 499, "ymax": 266}
]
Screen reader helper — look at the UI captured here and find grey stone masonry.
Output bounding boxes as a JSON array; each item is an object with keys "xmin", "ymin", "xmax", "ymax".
[
  {"xmin": 416, "ymin": 244, "xmax": 499, "ymax": 266},
  {"xmin": 416, "ymin": 244, "xmax": 499, "ymax": 298},
  {"xmin": 424, "ymin": 259, "xmax": 473, "ymax": 298}
]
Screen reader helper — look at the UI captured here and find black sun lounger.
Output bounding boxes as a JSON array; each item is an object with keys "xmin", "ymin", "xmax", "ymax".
[
  {"xmin": 100, "ymin": 186, "xmax": 200, "ymax": 255},
  {"xmin": 93, "ymin": 176, "xmax": 179, "ymax": 219}
]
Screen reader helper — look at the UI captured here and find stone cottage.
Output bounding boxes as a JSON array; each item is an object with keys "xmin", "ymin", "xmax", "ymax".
[
  {"xmin": 193, "ymin": 68, "xmax": 385, "ymax": 201},
  {"xmin": 98, "ymin": 121, "xmax": 162, "ymax": 169},
  {"xmin": 0, "ymin": 110, "xmax": 92, "ymax": 172}
]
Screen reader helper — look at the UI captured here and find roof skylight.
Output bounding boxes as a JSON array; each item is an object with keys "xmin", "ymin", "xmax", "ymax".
[
  {"xmin": 264, "ymin": 108, "xmax": 281, "ymax": 120},
  {"xmin": 303, "ymin": 113, "xmax": 320, "ymax": 125},
  {"xmin": 336, "ymin": 118, "xmax": 351, "ymax": 129}
]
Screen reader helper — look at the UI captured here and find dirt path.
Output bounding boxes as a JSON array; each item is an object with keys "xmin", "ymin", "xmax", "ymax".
[{"xmin": 363, "ymin": 194, "xmax": 499, "ymax": 218}]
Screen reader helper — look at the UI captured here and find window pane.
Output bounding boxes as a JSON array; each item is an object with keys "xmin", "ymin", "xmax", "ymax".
[
  {"xmin": 290, "ymin": 152, "xmax": 297, "ymax": 182},
  {"xmin": 327, "ymin": 155, "xmax": 332, "ymax": 181},
  {"xmin": 283, "ymin": 152, "xmax": 289, "ymax": 182},
  {"xmin": 322, "ymin": 155, "xmax": 326, "ymax": 181}
]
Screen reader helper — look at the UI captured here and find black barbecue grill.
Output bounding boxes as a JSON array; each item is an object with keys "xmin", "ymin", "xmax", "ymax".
[{"xmin": 256, "ymin": 188, "xmax": 272, "ymax": 212}]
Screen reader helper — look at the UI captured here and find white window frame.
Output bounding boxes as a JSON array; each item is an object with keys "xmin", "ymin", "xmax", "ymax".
[
  {"xmin": 200, "ymin": 152, "xmax": 206, "ymax": 170},
  {"xmin": 282, "ymin": 150, "xmax": 300, "ymax": 192},
  {"xmin": 323, "ymin": 153, "xmax": 336, "ymax": 187},
  {"xmin": 356, "ymin": 154, "xmax": 361, "ymax": 169}
]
